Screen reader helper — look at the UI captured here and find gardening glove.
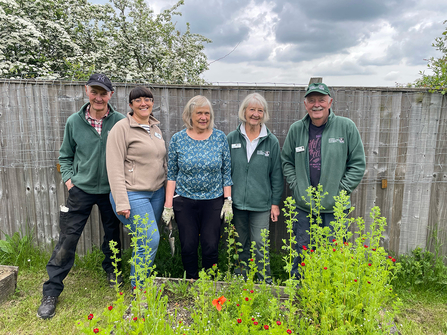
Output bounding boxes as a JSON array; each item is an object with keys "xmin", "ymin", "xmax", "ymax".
[
  {"xmin": 220, "ymin": 198, "xmax": 233, "ymax": 223},
  {"xmin": 162, "ymin": 206, "xmax": 174, "ymax": 226}
]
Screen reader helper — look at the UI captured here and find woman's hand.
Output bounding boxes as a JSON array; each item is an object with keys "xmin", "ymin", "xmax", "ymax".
[
  {"xmin": 220, "ymin": 198, "xmax": 233, "ymax": 223},
  {"xmin": 117, "ymin": 209, "xmax": 130, "ymax": 219},
  {"xmin": 270, "ymin": 205, "xmax": 280, "ymax": 222},
  {"xmin": 162, "ymin": 207, "xmax": 174, "ymax": 225}
]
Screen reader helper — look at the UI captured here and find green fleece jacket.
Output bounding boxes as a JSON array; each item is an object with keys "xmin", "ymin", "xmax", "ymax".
[
  {"xmin": 227, "ymin": 124, "xmax": 283, "ymax": 212},
  {"xmin": 281, "ymin": 110, "xmax": 365, "ymax": 213},
  {"xmin": 59, "ymin": 103, "xmax": 125, "ymax": 194}
]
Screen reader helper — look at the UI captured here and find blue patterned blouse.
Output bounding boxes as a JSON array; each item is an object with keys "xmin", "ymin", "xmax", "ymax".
[{"xmin": 167, "ymin": 128, "xmax": 233, "ymax": 200}]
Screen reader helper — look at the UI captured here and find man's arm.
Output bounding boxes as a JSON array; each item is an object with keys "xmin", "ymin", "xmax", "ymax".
[
  {"xmin": 281, "ymin": 125, "xmax": 298, "ymax": 190},
  {"xmin": 58, "ymin": 120, "xmax": 76, "ymax": 187},
  {"xmin": 339, "ymin": 123, "xmax": 366, "ymax": 193}
]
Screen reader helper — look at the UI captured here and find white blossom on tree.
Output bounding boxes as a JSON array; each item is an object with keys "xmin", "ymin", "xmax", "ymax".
[{"xmin": 0, "ymin": 0, "xmax": 211, "ymax": 84}]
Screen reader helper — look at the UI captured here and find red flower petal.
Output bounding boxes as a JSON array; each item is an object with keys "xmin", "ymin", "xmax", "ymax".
[
  {"xmin": 108, "ymin": 306, "xmax": 113, "ymax": 311},
  {"xmin": 264, "ymin": 325, "xmax": 269, "ymax": 330},
  {"xmin": 237, "ymin": 319, "xmax": 242, "ymax": 324},
  {"xmin": 300, "ymin": 262, "xmax": 305, "ymax": 266}
]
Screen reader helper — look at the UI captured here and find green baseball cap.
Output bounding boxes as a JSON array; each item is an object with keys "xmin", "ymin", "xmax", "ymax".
[{"xmin": 305, "ymin": 83, "xmax": 331, "ymax": 97}]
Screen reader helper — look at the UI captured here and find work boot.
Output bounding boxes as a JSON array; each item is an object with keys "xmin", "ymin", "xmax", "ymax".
[
  {"xmin": 37, "ymin": 295, "xmax": 58, "ymax": 319},
  {"xmin": 107, "ymin": 272, "xmax": 123, "ymax": 288}
]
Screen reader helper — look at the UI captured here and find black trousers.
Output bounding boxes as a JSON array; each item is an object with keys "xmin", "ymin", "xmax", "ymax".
[
  {"xmin": 43, "ymin": 186, "xmax": 121, "ymax": 297},
  {"xmin": 173, "ymin": 196, "xmax": 224, "ymax": 279}
]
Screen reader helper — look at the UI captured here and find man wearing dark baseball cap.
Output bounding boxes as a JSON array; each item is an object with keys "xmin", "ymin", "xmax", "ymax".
[
  {"xmin": 281, "ymin": 82, "xmax": 366, "ymax": 280},
  {"xmin": 38, "ymin": 74, "xmax": 125, "ymax": 319}
]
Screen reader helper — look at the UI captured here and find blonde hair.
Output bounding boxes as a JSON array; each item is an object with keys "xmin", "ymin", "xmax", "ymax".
[
  {"xmin": 238, "ymin": 93, "xmax": 269, "ymax": 123},
  {"xmin": 182, "ymin": 95, "xmax": 215, "ymax": 129}
]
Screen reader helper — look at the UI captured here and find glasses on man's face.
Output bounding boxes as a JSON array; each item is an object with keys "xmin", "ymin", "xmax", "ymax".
[{"xmin": 132, "ymin": 97, "xmax": 154, "ymax": 104}]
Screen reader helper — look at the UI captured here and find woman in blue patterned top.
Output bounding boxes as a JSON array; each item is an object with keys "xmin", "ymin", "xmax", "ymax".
[{"xmin": 162, "ymin": 95, "xmax": 233, "ymax": 279}]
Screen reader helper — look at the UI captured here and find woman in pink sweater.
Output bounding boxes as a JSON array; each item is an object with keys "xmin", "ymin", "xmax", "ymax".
[{"xmin": 106, "ymin": 86, "xmax": 166, "ymax": 288}]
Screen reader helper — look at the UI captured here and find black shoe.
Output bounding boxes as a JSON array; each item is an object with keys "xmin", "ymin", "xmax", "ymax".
[
  {"xmin": 107, "ymin": 272, "xmax": 123, "ymax": 288},
  {"xmin": 37, "ymin": 295, "xmax": 58, "ymax": 319}
]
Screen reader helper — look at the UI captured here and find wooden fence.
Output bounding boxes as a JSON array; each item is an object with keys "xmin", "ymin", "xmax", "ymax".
[{"xmin": 0, "ymin": 79, "xmax": 446, "ymax": 258}]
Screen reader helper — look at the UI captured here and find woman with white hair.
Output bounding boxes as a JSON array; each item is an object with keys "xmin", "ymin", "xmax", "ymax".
[
  {"xmin": 162, "ymin": 95, "xmax": 233, "ymax": 279},
  {"xmin": 227, "ymin": 93, "xmax": 283, "ymax": 283}
]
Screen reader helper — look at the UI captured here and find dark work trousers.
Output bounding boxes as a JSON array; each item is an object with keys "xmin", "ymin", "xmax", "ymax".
[
  {"xmin": 173, "ymin": 195, "xmax": 224, "ymax": 279},
  {"xmin": 43, "ymin": 186, "xmax": 122, "ymax": 297}
]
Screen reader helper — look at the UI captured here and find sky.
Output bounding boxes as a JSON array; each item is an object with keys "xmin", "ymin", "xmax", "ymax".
[{"xmin": 97, "ymin": 0, "xmax": 447, "ymax": 87}]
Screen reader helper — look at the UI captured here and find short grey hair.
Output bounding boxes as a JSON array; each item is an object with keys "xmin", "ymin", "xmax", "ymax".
[
  {"xmin": 238, "ymin": 93, "xmax": 270, "ymax": 123},
  {"xmin": 182, "ymin": 95, "xmax": 215, "ymax": 130}
]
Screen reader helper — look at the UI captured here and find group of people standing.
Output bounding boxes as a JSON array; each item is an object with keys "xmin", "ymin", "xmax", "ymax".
[{"xmin": 37, "ymin": 74, "xmax": 365, "ymax": 320}]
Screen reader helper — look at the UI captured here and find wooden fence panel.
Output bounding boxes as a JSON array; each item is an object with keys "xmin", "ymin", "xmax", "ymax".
[{"xmin": 0, "ymin": 80, "xmax": 446, "ymax": 260}]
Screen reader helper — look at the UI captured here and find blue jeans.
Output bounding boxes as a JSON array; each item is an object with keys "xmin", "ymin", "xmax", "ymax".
[
  {"xmin": 233, "ymin": 208, "xmax": 272, "ymax": 283},
  {"xmin": 110, "ymin": 188, "xmax": 164, "ymax": 287},
  {"xmin": 291, "ymin": 210, "xmax": 337, "ymax": 280}
]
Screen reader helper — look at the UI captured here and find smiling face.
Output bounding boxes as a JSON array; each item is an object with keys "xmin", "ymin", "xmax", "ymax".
[
  {"xmin": 129, "ymin": 97, "xmax": 154, "ymax": 124},
  {"xmin": 244, "ymin": 102, "xmax": 264, "ymax": 128},
  {"xmin": 191, "ymin": 106, "xmax": 211, "ymax": 132},
  {"xmin": 85, "ymin": 85, "xmax": 113, "ymax": 115},
  {"xmin": 304, "ymin": 93, "xmax": 333, "ymax": 126}
]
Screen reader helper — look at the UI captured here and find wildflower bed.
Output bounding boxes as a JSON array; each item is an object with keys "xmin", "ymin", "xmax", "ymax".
[{"xmin": 76, "ymin": 188, "xmax": 401, "ymax": 334}]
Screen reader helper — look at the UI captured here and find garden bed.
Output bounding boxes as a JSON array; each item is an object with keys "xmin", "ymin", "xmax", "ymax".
[{"xmin": 0, "ymin": 265, "xmax": 19, "ymax": 304}]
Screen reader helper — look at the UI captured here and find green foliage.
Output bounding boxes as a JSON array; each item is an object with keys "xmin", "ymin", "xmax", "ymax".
[
  {"xmin": 392, "ymin": 228, "xmax": 447, "ymax": 292},
  {"xmin": 414, "ymin": 20, "xmax": 447, "ymax": 94},
  {"xmin": 0, "ymin": 230, "xmax": 49, "ymax": 270},
  {"xmin": 164, "ymin": 272, "xmax": 194, "ymax": 301},
  {"xmin": 0, "ymin": 0, "xmax": 210, "ymax": 84},
  {"xmin": 296, "ymin": 186, "xmax": 402, "ymax": 334}
]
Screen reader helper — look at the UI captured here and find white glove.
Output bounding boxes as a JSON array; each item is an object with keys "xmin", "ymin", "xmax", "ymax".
[
  {"xmin": 162, "ymin": 206, "xmax": 174, "ymax": 225},
  {"xmin": 220, "ymin": 198, "xmax": 233, "ymax": 222}
]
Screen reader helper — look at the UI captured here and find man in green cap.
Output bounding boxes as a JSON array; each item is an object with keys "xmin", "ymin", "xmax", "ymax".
[{"xmin": 281, "ymin": 82, "xmax": 366, "ymax": 279}]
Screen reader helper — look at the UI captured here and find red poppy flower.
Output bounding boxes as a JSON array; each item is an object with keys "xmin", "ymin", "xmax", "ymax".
[
  {"xmin": 264, "ymin": 325, "xmax": 269, "ymax": 330},
  {"xmin": 287, "ymin": 330, "xmax": 292, "ymax": 334},
  {"xmin": 250, "ymin": 258, "xmax": 254, "ymax": 262},
  {"xmin": 392, "ymin": 258, "xmax": 396, "ymax": 262},
  {"xmin": 300, "ymin": 262, "xmax": 305, "ymax": 266},
  {"xmin": 254, "ymin": 321, "xmax": 258, "ymax": 325},
  {"xmin": 333, "ymin": 249, "xmax": 336, "ymax": 252},
  {"xmin": 250, "ymin": 290, "xmax": 254, "ymax": 293},
  {"xmin": 372, "ymin": 248, "xmax": 376, "ymax": 251},
  {"xmin": 212, "ymin": 295, "xmax": 227, "ymax": 311},
  {"xmin": 368, "ymin": 263, "xmax": 372, "ymax": 266},
  {"xmin": 276, "ymin": 321, "xmax": 281, "ymax": 325},
  {"xmin": 133, "ymin": 317, "xmax": 138, "ymax": 321},
  {"xmin": 388, "ymin": 256, "xmax": 392, "ymax": 259},
  {"xmin": 252, "ymin": 317, "xmax": 255, "ymax": 321},
  {"xmin": 108, "ymin": 306, "xmax": 113, "ymax": 311},
  {"xmin": 324, "ymin": 267, "xmax": 327, "ymax": 270},
  {"xmin": 88, "ymin": 314, "xmax": 94, "ymax": 320},
  {"xmin": 133, "ymin": 286, "xmax": 136, "ymax": 290},
  {"xmin": 332, "ymin": 239, "xmax": 336, "ymax": 242},
  {"xmin": 364, "ymin": 245, "xmax": 368, "ymax": 248},
  {"xmin": 93, "ymin": 328, "xmax": 99, "ymax": 334},
  {"xmin": 311, "ymin": 249, "xmax": 314, "ymax": 253},
  {"xmin": 237, "ymin": 304, "xmax": 240, "ymax": 306},
  {"xmin": 368, "ymin": 281, "xmax": 371, "ymax": 284},
  {"xmin": 245, "ymin": 297, "xmax": 249, "ymax": 301},
  {"xmin": 119, "ymin": 292, "xmax": 123, "ymax": 295},
  {"xmin": 237, "ymin": 319, "xmax": 242, "ymax": 324},
  {"xmin": 354, "ymin": 279, "xmax": 357, "ymax": 282},
  {"xmin": 302, "ymin": 245, "xmax": 308, "ymax": 250}
]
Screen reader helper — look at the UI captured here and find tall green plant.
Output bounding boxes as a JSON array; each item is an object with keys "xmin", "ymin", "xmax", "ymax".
[{"xmin": 296, "ymin": 187, "xmax": 402, "ymax": 334}]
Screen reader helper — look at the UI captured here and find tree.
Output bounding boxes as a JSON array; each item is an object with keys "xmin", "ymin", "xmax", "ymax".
[
  {"xmin": 98, "ymin": 0, "xmax": 211, "ymax": 84},
  {"xmin": 0, "ymin": 0, "xmax": 102, "ymax": 78},
  {"xmin": 415, "ymin": 20, "xmax": 447, "ymax": 95},
  {"xmin": 0, "ymin": 0, "xmax": 211, "ymax": 84}
]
